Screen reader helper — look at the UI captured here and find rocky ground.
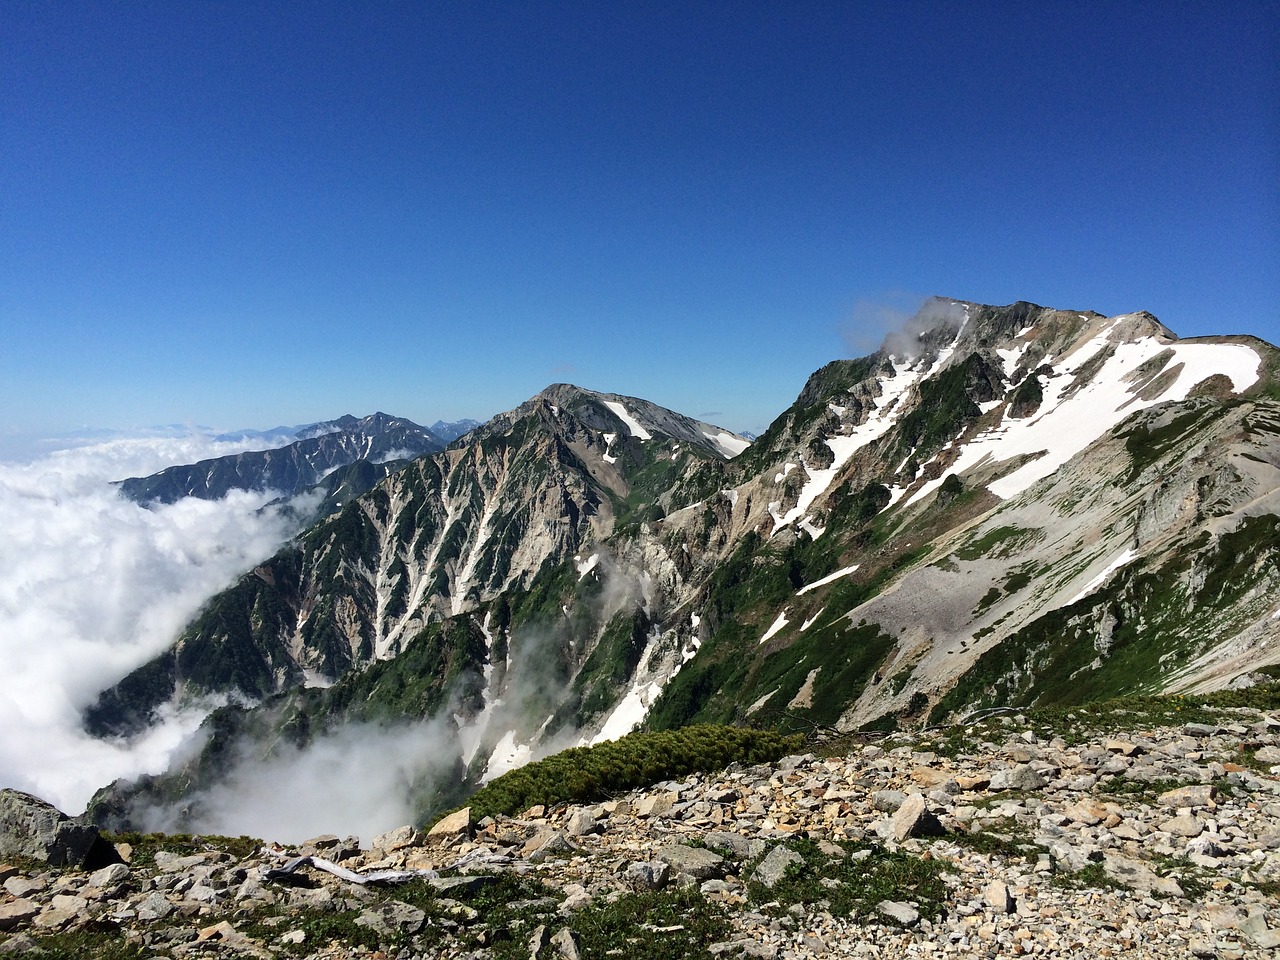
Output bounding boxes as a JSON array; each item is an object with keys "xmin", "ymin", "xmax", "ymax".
[{"xmin": 3, "ymin": 701, "xmax": 1279, "ymax": 959}]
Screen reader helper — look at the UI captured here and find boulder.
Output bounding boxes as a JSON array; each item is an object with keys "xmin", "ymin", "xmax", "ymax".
[
  {"xmin": 655, "ymin": 844, "xmax": 727, "ymax": 882},
  {"xmin": 0, "ymin": 790, "xmax": 102, "ymax": 867},
  {"xmin": 428, "ymin": 807, "xmax": 472, "ymax": 839},
  {"xmin": 753, "ymin": 845, "xmax": 803, "ymax": 889}
]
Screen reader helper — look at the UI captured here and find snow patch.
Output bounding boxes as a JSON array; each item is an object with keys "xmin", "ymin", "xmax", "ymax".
[
  {"xmin": 900, "ymin": 323, "xmax": 1262, "ymax": 508},
  {"xmin": 481, "ymin": 730, "xmax": 532, "ymax": 784},
  {"xmin": 604, "ymin": 401, "xmax": 652, "ymax": 440},
  {"xmin": 774, "ymin": 462, "xmax": 797, "ymax": 483},
  {"xmin": 1068, "ymin": 549, "xmax": 1138, "ymax": 605},
  {"xmin": 797, "ymin": 564, "xmax": 860, "ymax": 595},
  {"xmin": 576, "ymin": 553, "xmax": 600, "ymax": 580},
  {"xmin": 770, "ymin": 357, "xmax": 929, "ymax": 536},
  {"xmin": 800, "ymin": 609, "xmax": 824, "ymax": 631},
  {"xmin": 758, "ymin": 609, "xmax": 790, "ymax": 645},
  {"xmin": 703, "ymin": 431, "xmax": 750, "ymax": 458}
]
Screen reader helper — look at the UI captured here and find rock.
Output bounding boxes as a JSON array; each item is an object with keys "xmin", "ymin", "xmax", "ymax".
[
  {"xmin": 0, "ymin": 899, "xmax": 39, "ymax": 932},
  {"xmin": 565, "ymin": 809, "xmax": 599, "ymax": 836},
  {"xmin": 636, "ymin": 792, "xmax": 677, "ymax": 818},
  {"xmin": 984, "ymin": 878, "xmax": 1016, "ymax": 914},
  {"xmin": 989, "ymin": 764, "xmax": 1047, "ymax": 791},
  {"xmin": 1160, "ymin": 814, "xmax": 1204, "ymax": 838},
  {"xmin": 551, "ymin": 926, "xmax": 582, "ymax": 959},
  {"xmin": 428, "ymin": 807, "xmax": 472, "ymax": 839},
  {"xmin": 655, "ymin": 844, "xmax": 727, "ymax": 882},
  {"xmin": 87, "ymin": 862, "xmax": 130, "ymax": 887},
  {"xmin": 888, "ymin": 792, "xmax": 945, "ymax": 840},
  {"xmin": 1158, "ymin": 784, "xmax": 1216, "ymax": 809},
  {"xmin": 373, "ymin": 823, "xmax": 422, "ymax": 851},
  {"xmin": 0, "ymin": 789, "xmax": 101, "ymax": 867},
  {"xmin": 876, "ymin": 900, "xmax": 920, "ymax": 926},
  {"xmin": 753, "ymin": 845, "xmax": 804, "ymax": 888},
  {"xmin": 624, "ymin": 859, "xmax": 670, "ymax": 890}
]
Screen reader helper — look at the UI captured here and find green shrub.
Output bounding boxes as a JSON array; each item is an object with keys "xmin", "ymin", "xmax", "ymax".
[{"xmin": 449, "ymin": 724, "xmax": 802, "ymax": 823}]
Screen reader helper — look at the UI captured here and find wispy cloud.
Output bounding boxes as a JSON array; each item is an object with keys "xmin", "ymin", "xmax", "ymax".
[{"xmin": 0, "ymin": 433, "xmax": 303, "ymax": 813}]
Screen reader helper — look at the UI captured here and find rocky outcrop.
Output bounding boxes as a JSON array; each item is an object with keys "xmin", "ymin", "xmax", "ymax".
[{"xmin": 0, "ymin": 790, "xmax": 107, "ymax": 868}]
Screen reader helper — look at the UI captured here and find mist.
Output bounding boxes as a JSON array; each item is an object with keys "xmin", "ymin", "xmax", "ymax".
[
  {"xmin": 0, "ymin": 433, "xmax": 305, "ymax": 813},
  {"xmin": 139, "ymin": 717, "xmax": 465, "ymax": 845},
  {"xmin": 843, "ymin": 294, "xmax": 969, "ymax": 359}
]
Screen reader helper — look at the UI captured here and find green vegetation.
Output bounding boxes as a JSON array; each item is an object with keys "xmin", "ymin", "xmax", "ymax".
[
  {"xmin": 556, "ymin": 888, "xmax": 730, "ymax": 960},
  {"xmin": 745, "ymin": 838, "xmax": 950, "ymax": 923},
  {"xmin": 454, "ymin": 725, "xmax": 802, "ymax": 822},
  {"xmin": 930, "ymin": 517, "xmax": 1280, "ymax": 721}
]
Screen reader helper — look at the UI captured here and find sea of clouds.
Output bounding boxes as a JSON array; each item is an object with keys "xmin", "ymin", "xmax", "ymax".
[{"xmin": 0, "ymin": 431, "xmax": 305, "ymax": 814}]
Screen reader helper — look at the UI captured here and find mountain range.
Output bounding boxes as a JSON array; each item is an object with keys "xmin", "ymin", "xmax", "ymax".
[{"xmin": 84, "ymin": 298, "xmax": 1280, "ymax": 830}]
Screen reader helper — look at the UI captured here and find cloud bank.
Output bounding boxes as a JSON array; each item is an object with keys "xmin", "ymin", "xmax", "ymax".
[{"xmin": 0, "ymin": 433, "xmax": 304, "ymax": 813}]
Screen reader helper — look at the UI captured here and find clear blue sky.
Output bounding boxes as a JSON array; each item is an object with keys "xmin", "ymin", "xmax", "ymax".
[{"xmin": 3, "ymin": 1, "xmax": 1277, "ymax": 448}]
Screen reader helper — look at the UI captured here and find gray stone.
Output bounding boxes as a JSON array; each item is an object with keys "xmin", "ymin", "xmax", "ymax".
[
  {"xmin": 87, "ymin": 862, "xmax": 130, "ymax": 887},
  {"xmin": 624, "ymin": 859, "xmax": 670, "ymax": 890},
  {"xmin": 655, "ymin": 844, "xmax": 727, "ymax": 881},
  {"xmin": 984, "ymin": 878, "xmax": 1015, "ymax": 914},
  {"xmin": 0, "ymin": 789, "xmax": 100, "ymax": 867},
  {"xmin": 753, "ymin": 845, "xmax": 804, "ymax": 889},
  {"xmin": 889, "ymin": 793, "xmax": 945, "ymax": 840},
  {"xmin": 989, "ymin": 764, "xmax": 1047, "ymax": 791},
  {"xmin": 565, "ymin": 809, "xmax": 599, "ymax": 836},
  {"xmin": 0, "ymin": 899, "xmax": 39, "ymax": 932},
  {"xmin": 551, "ymin": 926, "xmax": 582, "ymax": 960},
  {"xmin": 876, "ymin": 900, "xmax": 919, "ymax": 926}
]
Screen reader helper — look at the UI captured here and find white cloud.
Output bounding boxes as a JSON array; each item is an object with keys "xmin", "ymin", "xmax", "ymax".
[
  {"xmin": 142, "ymin": 718, "xmax": 463, "ymax": 845},
  {"xmin": 0, "ymin": 434, "xmax": 304, "ymax": 814}
]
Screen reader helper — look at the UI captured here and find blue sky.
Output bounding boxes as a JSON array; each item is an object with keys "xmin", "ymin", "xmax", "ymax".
[{"xmin": 3, "ymin": 1, "xmax": 1276, "ymax": 451}]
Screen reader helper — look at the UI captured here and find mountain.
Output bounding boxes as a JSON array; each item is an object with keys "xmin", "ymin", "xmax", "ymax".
[
  {"xmin": 430, "ymin": 418, "xmax": 483, "ymax": 444},
  {"xmin": 116, "ymin": 413, "xmax": 446, "ymax": 505},
  {"xmin": 85, "ymin": 299, "xmax": 1280, "ymax": 830}
]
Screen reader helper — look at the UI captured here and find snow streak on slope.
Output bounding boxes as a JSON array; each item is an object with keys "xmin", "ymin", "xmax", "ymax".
[
  {"xmin": 603, "ymin": 401, "xmax": 652, "ymax": 440},
  {"xmin": 769, "ymin": 355, "xmax": 933, "ymax": 536},
  {"xmin": 904, "ymin": 320, "xmax": 1262, "ymax": 507},
  {"xmin": 703, "ymin": 431, "xmax": 750, "ymax": 459}
]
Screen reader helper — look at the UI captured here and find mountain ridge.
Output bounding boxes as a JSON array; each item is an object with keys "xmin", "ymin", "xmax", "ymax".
[{"xmin": 81, "ymin": 298, "xmax": 1280, "ymax": 834}]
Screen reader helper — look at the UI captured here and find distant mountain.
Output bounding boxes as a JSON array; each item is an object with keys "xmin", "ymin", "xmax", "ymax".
[
  {"xmin": 86, "ymin": 299, "xmax": 1280, "ymax": 833},
  {"xmin": 116, "ymin": 413, "xmax": 445, "ymax": 505},
  {"xmin": 430, "ymin": 419, "xmax": 483, "ymax": 444}
]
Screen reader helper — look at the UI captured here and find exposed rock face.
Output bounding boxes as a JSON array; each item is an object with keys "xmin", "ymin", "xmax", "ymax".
[{"xmin": 0, "ymin": 790, "xmax": 102, "ymax": 867}]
